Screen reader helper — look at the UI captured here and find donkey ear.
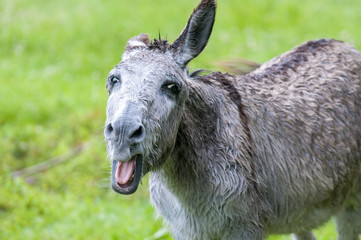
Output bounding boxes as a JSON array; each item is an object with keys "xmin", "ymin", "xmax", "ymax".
[
  {"xmin": 125, "ymin": 33, "xmax": 151, "ymax": 51},
  {"xmin": 172, "ymin": 0, "xmax": 216, "ymax": 69},
  {"xmin": 122, "ymin": 34, "xmax": 151, "ymax": 60}
]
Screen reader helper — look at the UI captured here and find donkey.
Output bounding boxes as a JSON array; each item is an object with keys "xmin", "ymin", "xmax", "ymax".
[{"xmin": 104, "ymin": 0, "xmax": 361, "ymax": 239}]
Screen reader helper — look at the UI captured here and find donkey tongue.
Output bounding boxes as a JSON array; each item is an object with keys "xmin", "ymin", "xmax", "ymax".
[{"xmin": 115, "ymin": 158, "xmax": 136, "ymax": 185}]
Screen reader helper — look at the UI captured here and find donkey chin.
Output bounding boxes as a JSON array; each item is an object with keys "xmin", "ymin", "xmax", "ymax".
[
  {"xmin": 109, "ymin": 141, "xmax": 170, "ymax": 195},
  {"xmin": 110, "ymin": 154, "xmax": 143, "ymax": 195}
]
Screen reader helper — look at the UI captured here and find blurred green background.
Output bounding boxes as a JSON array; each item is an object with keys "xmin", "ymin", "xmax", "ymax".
[{"xmin": 1, "ymin": 0, "xmax": 360, "ymax": 239}]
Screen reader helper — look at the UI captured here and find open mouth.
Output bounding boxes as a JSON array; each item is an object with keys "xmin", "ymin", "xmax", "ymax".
[{"xmin": 111, "ymin": 155, "xmax": 143, "ymax": 195}]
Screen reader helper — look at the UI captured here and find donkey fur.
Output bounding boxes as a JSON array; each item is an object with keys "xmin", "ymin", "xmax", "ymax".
[{"xmin": 105, "ymin": 0, "xmax": 361, "ymax": 239}]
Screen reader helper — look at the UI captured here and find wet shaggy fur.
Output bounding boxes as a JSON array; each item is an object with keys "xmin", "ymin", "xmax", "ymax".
[
  {"xmin": 105, "ymin": 0, "xmax": 361, "ymax": 239},
  {"xmin": 150, "ymin": 39, "xmax": 361, "ymax": 240}
]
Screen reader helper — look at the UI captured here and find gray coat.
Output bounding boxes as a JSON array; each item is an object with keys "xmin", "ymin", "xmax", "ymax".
[{"xmin": 104, "ymin": 1, "xmax": 361, "ymax": 239}]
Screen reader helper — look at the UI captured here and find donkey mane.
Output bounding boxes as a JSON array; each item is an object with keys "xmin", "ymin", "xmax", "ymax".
[
  {"xmin": 253, "ymin": 39, "xmax": 344, "ymax": 80},
  {"xmin": 148, "ymin": 37, "xmax": 171, "ymax": 52}
]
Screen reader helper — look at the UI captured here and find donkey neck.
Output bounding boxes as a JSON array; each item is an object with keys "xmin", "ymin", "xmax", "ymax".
[{"xmin": 158, "ymin": 72, "xmax": 255, "ymax": 199}]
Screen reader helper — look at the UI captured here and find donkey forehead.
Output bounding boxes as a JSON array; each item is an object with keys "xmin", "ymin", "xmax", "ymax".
[{"xmin": 114, "ymin": 51, "xmax": 185, "ymax": 83}]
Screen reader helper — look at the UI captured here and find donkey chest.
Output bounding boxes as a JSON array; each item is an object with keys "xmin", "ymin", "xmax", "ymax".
[{"xmin": 149, "ymin": 174, "xmax": 229, "ymax": 237}]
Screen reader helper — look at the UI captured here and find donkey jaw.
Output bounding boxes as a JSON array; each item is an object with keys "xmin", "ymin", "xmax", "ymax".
[{"xmin": 111, "ymin": 155, "xmax": 143, "ymax": 195}]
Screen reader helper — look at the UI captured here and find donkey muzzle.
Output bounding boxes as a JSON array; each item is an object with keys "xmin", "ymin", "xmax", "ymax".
[
  {"xmin": 105, "ymin": 101, "xmax": 145, "ymax": 194},
  {"xmin": 105, "ymin": 102, "xmax": 145, "ymax": 160}
]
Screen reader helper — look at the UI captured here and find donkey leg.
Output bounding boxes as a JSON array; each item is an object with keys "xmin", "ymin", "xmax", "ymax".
[
  {"xmin": 291, "ymin": 231, "xmax": 316, "ymax": 240},
  {"xmin": 336, "ymin": 175, "xmax": 361, "ymax": 240},
  {"xmin": 335, "ymin": 206, "xmax": 361, "ymax": 240},
  {"xmin": 222, "ymin": 223, "xmax": 265, "ymax": 240},
  {"xmin": 224, "ymin": 231, "xmax": 264, "ymax": 240}
]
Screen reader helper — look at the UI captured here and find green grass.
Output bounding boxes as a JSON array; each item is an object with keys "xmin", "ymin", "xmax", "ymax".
[{"xmin": 1, "ymin": 0, "xmax": 360, "ymax": 239}]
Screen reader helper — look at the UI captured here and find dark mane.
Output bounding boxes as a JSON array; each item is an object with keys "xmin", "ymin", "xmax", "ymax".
[
  {"xmin": 148, "ymin": 38, "xmax": 171, "ymax": 52},
  {"xmin": 257, "ymin": 39, "xmax": 341, "ymax": 80}
]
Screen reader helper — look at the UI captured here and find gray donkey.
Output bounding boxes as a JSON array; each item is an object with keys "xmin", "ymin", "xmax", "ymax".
[{"xmin": 104, "ymin": 0, "xmax": 361, "ymax": 239}]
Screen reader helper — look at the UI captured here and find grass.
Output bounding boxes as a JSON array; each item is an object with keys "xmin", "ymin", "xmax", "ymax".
[{"xmin": 1, "ymin": 0, "xmax": 360, "ymax": 239}]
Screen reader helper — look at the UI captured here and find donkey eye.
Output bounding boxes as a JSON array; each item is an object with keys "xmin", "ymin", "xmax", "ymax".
[
  {"xmin": 163, "ymin": 82, "xmax": 181, "ymax": 95},
  {"xmin": 110, "ymin": 76, "xmax": 121, "ymax": 85}
]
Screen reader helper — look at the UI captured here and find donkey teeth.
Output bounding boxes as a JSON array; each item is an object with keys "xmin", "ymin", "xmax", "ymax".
[{"xmin": 129, "ymin": 174, "xmax": 134, "ymax": 181}]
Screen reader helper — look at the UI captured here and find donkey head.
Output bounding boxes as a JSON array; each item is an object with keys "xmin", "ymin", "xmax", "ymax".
[{"xmin": 105, "ymin": 0, "xmax": 216, "ymax": 194}]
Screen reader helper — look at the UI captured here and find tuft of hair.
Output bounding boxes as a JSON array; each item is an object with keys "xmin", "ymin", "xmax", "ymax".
[{"xmin": 148, "ymin": 36, "xmax": 171, "ymax": 52}]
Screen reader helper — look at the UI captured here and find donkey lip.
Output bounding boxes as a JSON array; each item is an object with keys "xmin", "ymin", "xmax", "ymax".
[{"xmin": 111, "ymin": 155, "xmax": 143, "ymax": 195}]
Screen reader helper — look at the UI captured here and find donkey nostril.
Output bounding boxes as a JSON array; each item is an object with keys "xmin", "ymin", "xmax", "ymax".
[
  {"xmin": 130, "ymin": 125, "xmax": 145, "ymax": 141},
  {"xmin": 107, "ymin": 124, "xmax": 113, "ymax": 133},
  {"xmin": 105, "ymin": 123, "xmax": 113, "ymax": 138}
]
